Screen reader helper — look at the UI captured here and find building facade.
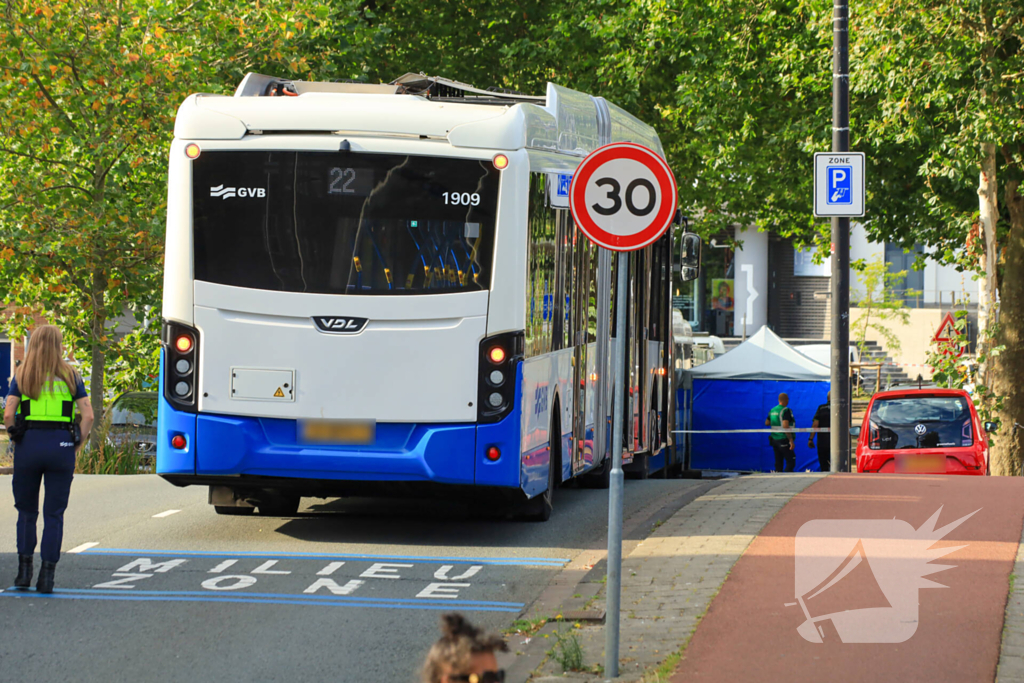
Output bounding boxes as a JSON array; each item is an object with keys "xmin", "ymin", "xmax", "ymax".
[{"xmin": 679, "ymin": 224, "xmax": 977, "ymax": 370}]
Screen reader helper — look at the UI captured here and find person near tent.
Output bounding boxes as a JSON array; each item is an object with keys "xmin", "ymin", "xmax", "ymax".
[
  {"xmin": 809, "ymin": 392, "xmax": 831, "ymax": 472},
  {"xmin": 765, "ymin": 393, "xmax": 796, "ymax": 472}
]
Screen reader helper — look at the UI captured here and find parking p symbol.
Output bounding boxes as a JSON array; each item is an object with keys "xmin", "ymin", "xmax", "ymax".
[{"xmin": 827, "ymin": 165, "xmax": 853, "ymax": 205}]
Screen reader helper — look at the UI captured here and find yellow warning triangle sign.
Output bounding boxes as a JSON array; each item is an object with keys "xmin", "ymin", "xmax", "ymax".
[{"xmin": 273, "ymin": 387, "xmax": 285, "ymax": 398}]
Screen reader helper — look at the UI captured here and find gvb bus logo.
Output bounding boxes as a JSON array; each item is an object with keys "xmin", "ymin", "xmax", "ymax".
[
  {"xmin": 209, "ymin": 184, "xmax": 266, "ymax": 200},
  {"xmin": 789, "ymin": 507, "xmax": 977, "ymax": 644},
  {"xmin": 826, "ymin": 165, "xmax": 852, "ymax": 204}
]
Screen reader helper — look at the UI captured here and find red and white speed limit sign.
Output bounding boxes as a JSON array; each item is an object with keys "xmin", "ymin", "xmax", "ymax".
[{"xmin": 569, "ymin": 142, "xmax": 678, "ymax": 252}]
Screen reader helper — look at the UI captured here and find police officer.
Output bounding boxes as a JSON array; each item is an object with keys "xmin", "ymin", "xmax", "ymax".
[
  {"xmin": 3, "ymin": 325, "xmax": 93, "ymax": 593},
  {"xmin": 765, "ymin": 392, "xmax": 796, "ymax": 472},
  {"xmin": 809, "ymin": 391, "xmax": 831, "ymax": 472}
]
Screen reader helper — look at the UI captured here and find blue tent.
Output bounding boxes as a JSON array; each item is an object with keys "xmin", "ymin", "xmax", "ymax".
[{"xmin": 688, "ymin": 326, "xmax": 830, "ymax": 472}]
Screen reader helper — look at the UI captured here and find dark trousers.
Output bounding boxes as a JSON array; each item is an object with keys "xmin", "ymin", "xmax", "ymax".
[
  {"xmin": 771, "ymin": 440, "xmax": 796, "ymax": 472},
  {"xmin": 818, "ymin": 446, "xmax": 831, "ymax": 473},
  {"xmin": 12, "ymin": 429, "xmax": 76, "ymax": 563}
]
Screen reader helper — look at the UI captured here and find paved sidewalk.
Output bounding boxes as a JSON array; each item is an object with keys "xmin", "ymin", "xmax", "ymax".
[{"xmin": 527, "ymin": 473, "xmax": 823, "ymax": 681}]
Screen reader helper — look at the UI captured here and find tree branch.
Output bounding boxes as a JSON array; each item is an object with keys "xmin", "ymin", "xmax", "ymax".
[
  {"xmin": 0, "ymin": 146, "xmax": 78, "ymax": 170},
  {"xmin": 28, "ymin": 73, "xmax": 79, "ymax": 132}
]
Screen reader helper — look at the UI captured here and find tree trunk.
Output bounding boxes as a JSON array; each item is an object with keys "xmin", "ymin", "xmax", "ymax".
[
  {"xmin": 991, "ymin": 176, "xmax": 1024, "ymax": 475},
  {"xmin": 88, "ymin": 265, "xmax": 108, "ymax": 450},
  {"xmin": 977, "ymin": 142, "xmax": 999, "ymax": 369}
]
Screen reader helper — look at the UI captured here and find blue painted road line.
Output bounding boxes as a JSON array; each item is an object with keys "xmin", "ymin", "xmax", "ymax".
[
  {"xmin": 4, "ymin": 586, "xmax": 523, "ymax": 608},
  {"xmin": 0, "ymin": 590, "xmax": 522, "ymax": 612},
  {"xmin": 79, "ymin": 547, "xmax": 569, "ymax": 567},
  {"xmin": 3, "ymin": 587, "xmax": 524, "ymax": 609}
]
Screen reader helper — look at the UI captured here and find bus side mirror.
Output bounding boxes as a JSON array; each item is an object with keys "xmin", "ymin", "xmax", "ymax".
[
  {"xmin": 984, "ymin": 421, "xmax": 998, "ymax": 433},
  {"xmin": 679, "ymin": 232, "xmax": 701, "ymax": 283},
  {"xmin": 850, "ymin": 426, "xmax": 861, "ymax": 437}
]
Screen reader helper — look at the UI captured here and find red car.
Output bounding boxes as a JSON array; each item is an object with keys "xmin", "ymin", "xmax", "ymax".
[{"xmin": 853, "ymin": 387, "xmax": 995, "ymax": 475}]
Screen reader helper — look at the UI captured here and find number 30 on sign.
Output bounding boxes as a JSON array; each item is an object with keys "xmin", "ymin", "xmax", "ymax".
[{"xmin": 569, "ymin": 142, "xmax": 678, "ymax": 252}]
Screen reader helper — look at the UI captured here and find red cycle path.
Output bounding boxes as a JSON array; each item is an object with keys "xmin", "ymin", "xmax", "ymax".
[{"xmin": 672, "ymin": 474, "xmax": 1024, "ymax": 682}]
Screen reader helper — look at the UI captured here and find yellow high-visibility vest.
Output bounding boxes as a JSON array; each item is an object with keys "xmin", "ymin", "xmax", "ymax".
[{"xmin": 17, "ymin": 377, "xmax": 75, "ymax": 423}]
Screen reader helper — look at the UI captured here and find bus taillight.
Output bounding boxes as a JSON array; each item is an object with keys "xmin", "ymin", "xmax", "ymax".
[
  {"xmin": 478, "ymin": 331, "xmax": 523, "ymax": 424},
  {"xmin": 175, "ymin": 334, "xmax": 194, "ymax": 353},
  {"xmin": 162, "ymin": 320, "xmax": 200, "ymax": 413}
]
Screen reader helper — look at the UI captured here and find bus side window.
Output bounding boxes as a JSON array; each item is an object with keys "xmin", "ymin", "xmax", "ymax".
[{"xmin": 526, "ymin": 174, "xmax": 556, "ymax": 358}]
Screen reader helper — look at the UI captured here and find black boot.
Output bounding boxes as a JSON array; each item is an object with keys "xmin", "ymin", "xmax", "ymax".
[
  {"xmin": 36, "ymin": 560, "xmax": 56, "ymax": 594},
  {"xmin": 14, "ymin": 555, "xmax": 33, "ymax": 589}
]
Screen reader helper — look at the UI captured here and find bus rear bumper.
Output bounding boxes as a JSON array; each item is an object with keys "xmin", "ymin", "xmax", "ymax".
[
  {"xmin": 156, "ymin": 399, "xmax": 523, "ymax": 490},
  {"xmin": 196, "ymin": 412, "xmax": 477, "ymax": 483}
]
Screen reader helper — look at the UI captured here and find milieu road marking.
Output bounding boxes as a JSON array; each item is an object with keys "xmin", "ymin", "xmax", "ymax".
[
  {"xmin": 2, "ymin": 547, "xmax": 561, "ymax": 611},
  {"xmin": 152, "ymin": 509, "xmax": 181, "ymax": 518},
  {"xmin": 78, "ymin": 547, "xmax": 569, "ymax": 567}
]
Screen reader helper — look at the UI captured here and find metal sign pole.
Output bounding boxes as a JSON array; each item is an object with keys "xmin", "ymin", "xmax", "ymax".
[
  {"xmin": 830, "ymin": 0, "xmax": 851, "ymax": 472},
  {"xmin": 605, "ymin": 250, "xmax": 629, "ymax": 679}
]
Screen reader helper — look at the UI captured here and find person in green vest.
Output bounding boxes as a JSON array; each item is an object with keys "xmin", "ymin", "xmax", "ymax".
[
  {"xmin": 3, "ymin": 325, "xmax": 94, "ymax": 593},
  {"xmin": 765, "ymin": 392, "xmax": 796, "ymax": 472}
]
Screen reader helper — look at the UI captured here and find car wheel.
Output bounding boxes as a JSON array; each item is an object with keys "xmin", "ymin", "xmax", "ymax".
[{"xmin": 214, "ymin": 505, "xmax": 255, "ymax": 516}]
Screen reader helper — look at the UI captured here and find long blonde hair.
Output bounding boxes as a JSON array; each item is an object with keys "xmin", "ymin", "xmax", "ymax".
[{"xmin": 14, "ymin": 325, "xmax": 80, "ymax": 400}]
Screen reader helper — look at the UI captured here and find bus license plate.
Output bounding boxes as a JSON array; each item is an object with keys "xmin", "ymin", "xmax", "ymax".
[
  {"xmin": 299, "ymin": 420, "xmax": 375, "ymax": 445},
  {"xmin": 896, "ymin": 453, "xmax": 946, "ymax": 474}
]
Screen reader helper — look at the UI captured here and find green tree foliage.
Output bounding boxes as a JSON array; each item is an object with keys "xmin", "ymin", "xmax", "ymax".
[
  {"xmin": 852, "ymin": 255, "xmax": 915, "ymax": 355},
  {"xmin": 0, "ymin": 0, "xmax": 368, "ymax": 443},
  {"xmin": 853, "ymin": 0, "xmax": 1023, "ymax": 472}
]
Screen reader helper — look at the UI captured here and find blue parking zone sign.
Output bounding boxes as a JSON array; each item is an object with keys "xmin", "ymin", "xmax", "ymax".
[
  {"xmin": 826, "ymin": 165, "xmax": 853, "ymax": 205},
  {"xmin": 557, "ymin": 174, "xmax": 572, "ymax": 197}
]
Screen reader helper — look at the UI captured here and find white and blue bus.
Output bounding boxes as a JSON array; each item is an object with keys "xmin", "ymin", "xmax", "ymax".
[{"xmin": 157, "ymin": 73, "xmax": 700, "ymax": 518}]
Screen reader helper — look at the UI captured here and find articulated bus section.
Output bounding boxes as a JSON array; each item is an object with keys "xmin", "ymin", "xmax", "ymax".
[{"xmin": 157, "ymin": 73, "xmax": 688, "ymax": 519}]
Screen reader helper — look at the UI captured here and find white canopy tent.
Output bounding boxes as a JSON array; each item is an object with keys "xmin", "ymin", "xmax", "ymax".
[
  {"xmin": 689, "ymin": 325, "xmax": 830, "ymax": 380},
  {"xmin": 685, "ymin": 325, "xmax": 831, "ymax": 472}
]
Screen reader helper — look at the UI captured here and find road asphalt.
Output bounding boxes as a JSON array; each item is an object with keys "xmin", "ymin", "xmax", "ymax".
[{"xmin": 0, "ymin": 473, "xmax": 705, "ymax": 683}]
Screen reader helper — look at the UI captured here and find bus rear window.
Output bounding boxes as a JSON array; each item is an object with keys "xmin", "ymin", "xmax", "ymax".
[{"xmin": 191, "ymin": 151, "xmax": 500, "ymax": 295}]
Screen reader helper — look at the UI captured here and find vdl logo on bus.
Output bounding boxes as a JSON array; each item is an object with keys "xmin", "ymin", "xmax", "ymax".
[
  {"xmin": 209, "ymin": 184, "xmax": 267, "ymax": 200},
  {"xmin": 312, "ymin": 316, "xmax": 369, "ymax": 334}
]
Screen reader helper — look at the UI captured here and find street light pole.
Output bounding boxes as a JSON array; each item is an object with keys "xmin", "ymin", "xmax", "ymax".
[{"xmin": 830, "ymin": 0, "xmax": 851, "ymax": 472}]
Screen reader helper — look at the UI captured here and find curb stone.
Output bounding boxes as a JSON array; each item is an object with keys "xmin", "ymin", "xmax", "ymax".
[{"xmin": 997, "ymin": 513, "xmax": 1024, "ymax": 682}]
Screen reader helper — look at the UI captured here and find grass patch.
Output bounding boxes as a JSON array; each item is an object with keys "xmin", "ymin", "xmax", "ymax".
[
  {"xmin": 0, "ymin": 432, "xmax": 12, "ymax": 468},
  {"xmin": 76, "ymin": 440, "xmax": 153, "ymax": 475},
  {"xmin": 551, "ymin": 629, "xmax": 584, "ymax": 672},
  {"xmin": 504, "ymin": 616, "xmax": 551, "ymax": 637}
]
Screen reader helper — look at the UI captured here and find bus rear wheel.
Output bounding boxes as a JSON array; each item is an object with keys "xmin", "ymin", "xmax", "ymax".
[
  {"xmin": 214, "ymin": 505, "xmax": 255, "ymax": 516},
  {"xmin": 257, "ymin": 493, "xmax": 302, "ymax": 517},
  {"xmin": 580, "ymin": 456, "xmax": 611, "ymax": 489}
]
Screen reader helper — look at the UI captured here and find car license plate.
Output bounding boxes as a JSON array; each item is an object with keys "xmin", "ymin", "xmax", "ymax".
[
  {"xmin": 298, "ymin": 420, "xmax": 375, "ymax": 445},
  {"xmin": 896, "ymin": 453, "xmax": 947, "ymax": 474}
]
